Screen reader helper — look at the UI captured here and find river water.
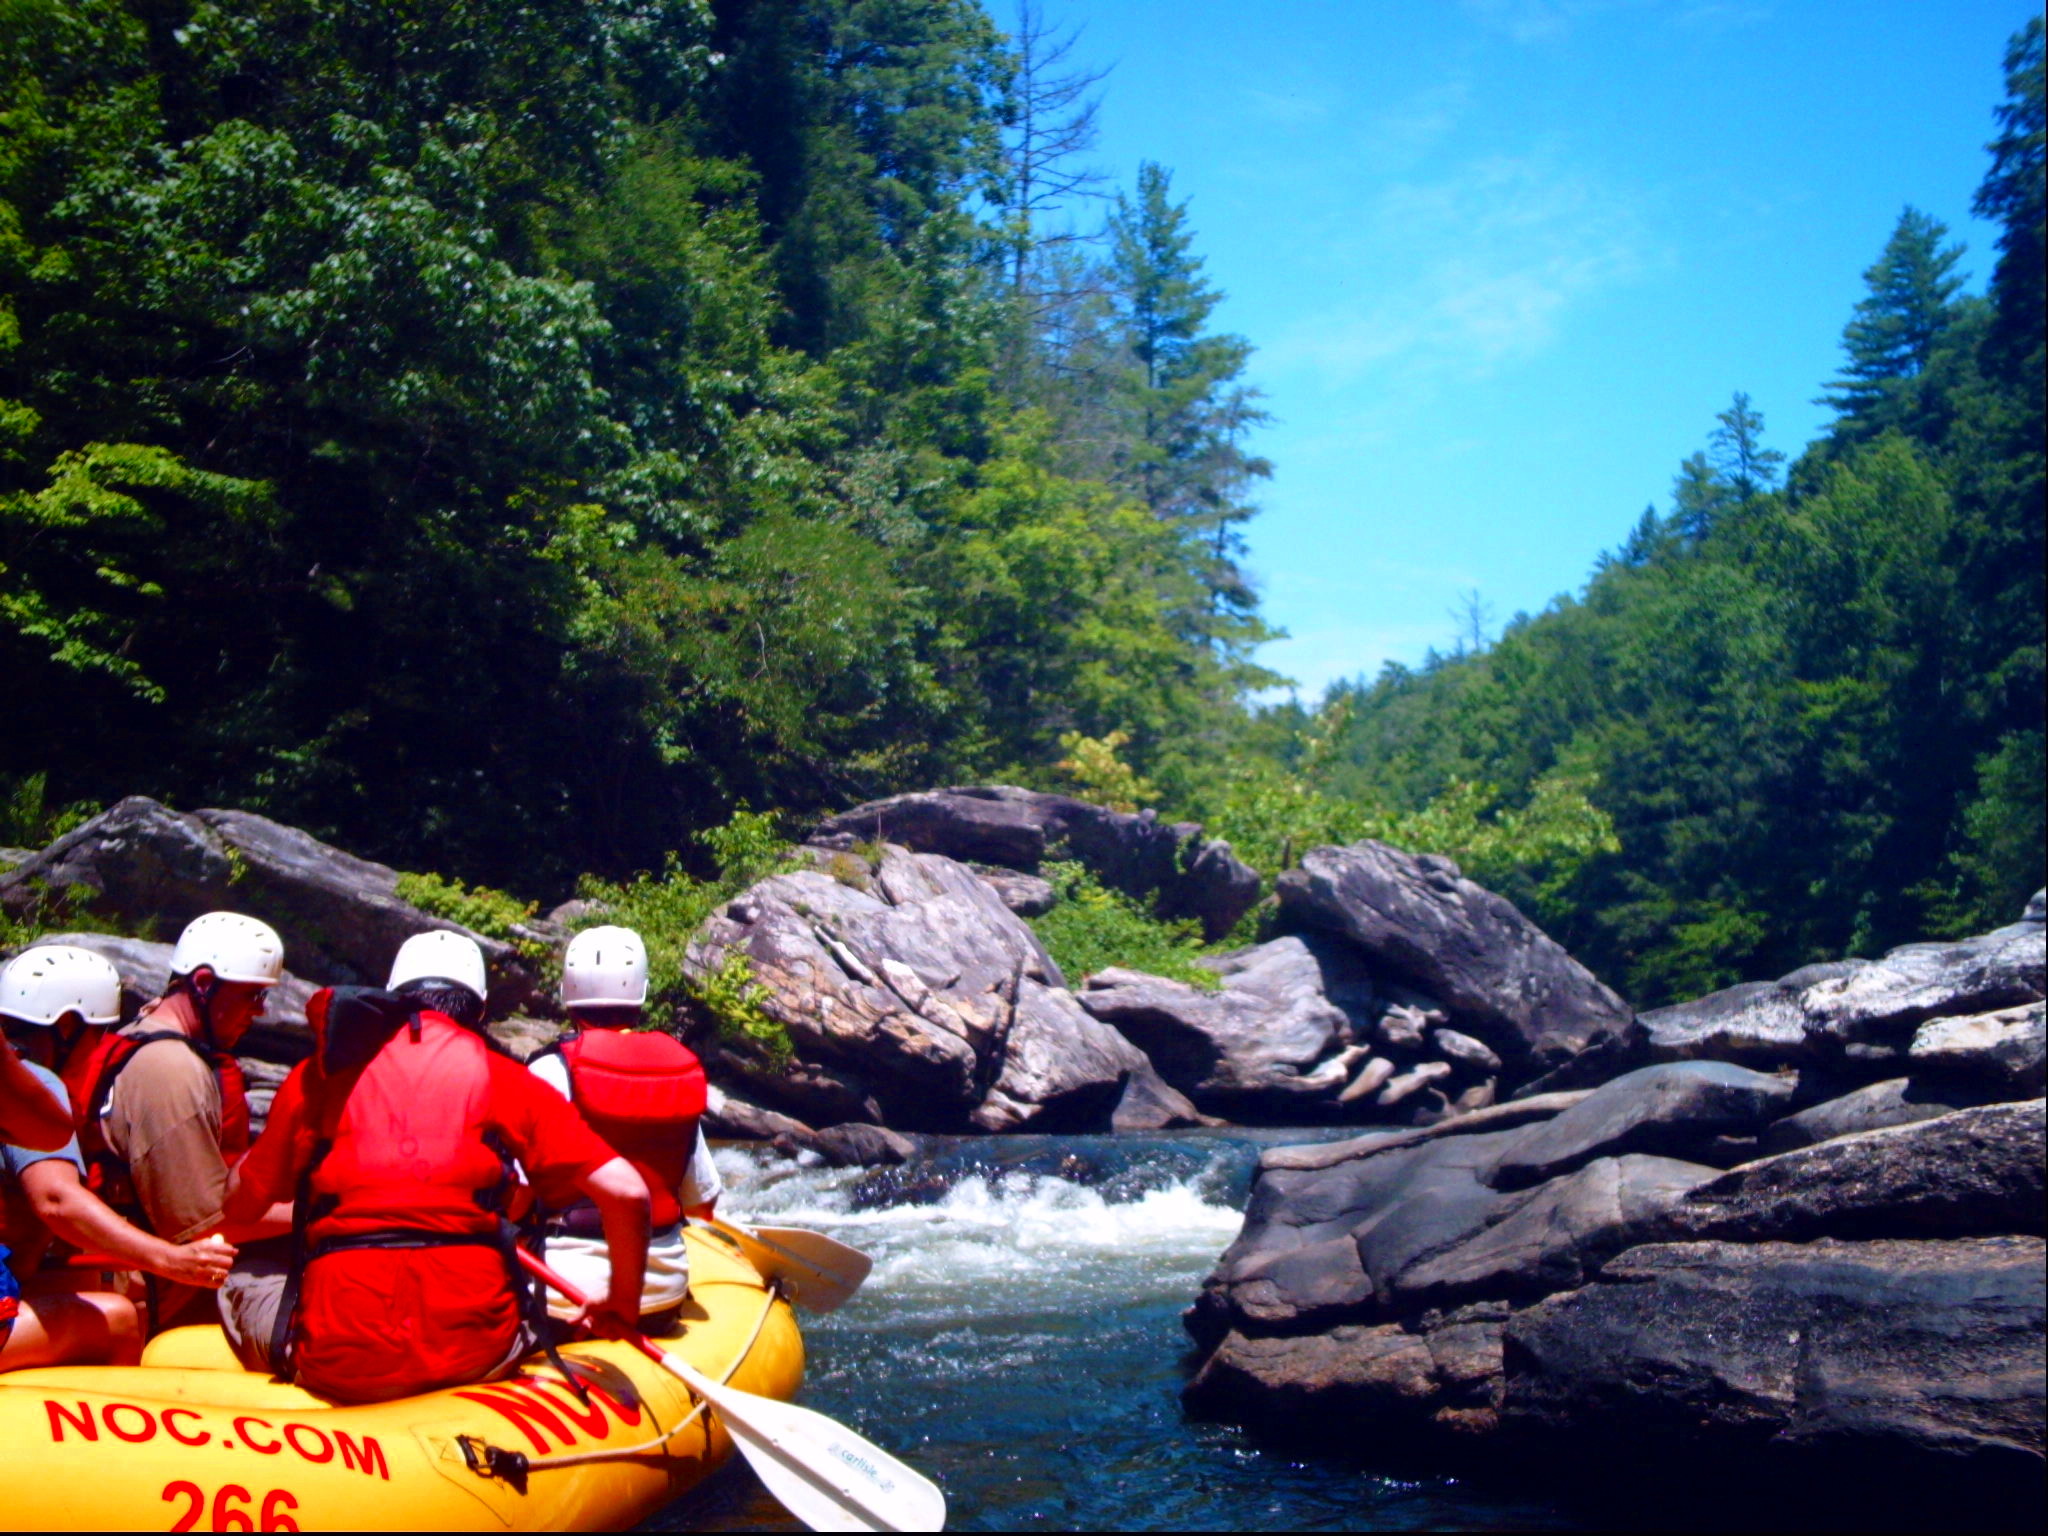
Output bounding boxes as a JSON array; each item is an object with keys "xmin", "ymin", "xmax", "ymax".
[{"xmin": 650, "ymin": 1131, "xmax": 1579, "ymax": 1532}]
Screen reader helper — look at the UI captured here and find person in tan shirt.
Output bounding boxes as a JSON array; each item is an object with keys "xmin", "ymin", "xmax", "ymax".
[{"xmin": 88, "ymin": 913, "xmax": 294, "ymax": 1327}]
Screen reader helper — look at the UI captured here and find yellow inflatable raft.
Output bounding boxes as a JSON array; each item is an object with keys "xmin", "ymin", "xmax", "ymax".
[{"xmin": 0, "ymin": 1226, "xmax": 802, "ymax": 1531}]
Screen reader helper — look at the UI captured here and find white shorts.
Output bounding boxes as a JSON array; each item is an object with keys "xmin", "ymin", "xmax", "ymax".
[{"xmin": 541, "ymin": 1221, "xmax": 690, "ymax": 1321}]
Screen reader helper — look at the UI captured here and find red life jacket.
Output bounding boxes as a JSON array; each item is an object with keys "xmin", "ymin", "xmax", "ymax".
[
  {"xmin": 285, "ymin": 1008, "xmax": 528, "ymax": 1403},
  {"xmin": 57, "ymin": 1026, "xmax": 121, "ymax": 1138},
  {"xmin": 551, "ymin": 1028, "xmax": 706, "ymax": 1230},
  {"xmin": 79, "ymin": 1019, "xmax": 252, "ymax": 1204}
]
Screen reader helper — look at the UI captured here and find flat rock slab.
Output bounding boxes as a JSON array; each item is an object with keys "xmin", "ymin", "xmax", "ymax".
[
  {"xmin": 1395, "ymin": 1153, "xmax": 1716, "ymax": 1311},
  {"xmin": 811, "ymin": 786, "xmax": 1260, "ymax": 940},
  {"xmin": 1639, "ymin": 925, "xmax": 2047, "ymax": 1072},
  {"xmin": 1669, "ymin": 1100, "xmax": 2047, "ymax": 1243},
  {"xmin": 1183, "ymin": 1306, "xmax": 1508, "ymax": 1438},
  {"xmin": 1761, "ymin": 1076, "xmax": 1991, "ymax": 1153},
  {"xmin": 1274, "ymin": 841, "xmax": 1631, "ymax": 1081},
  {"xmin": 1909, "ymin": 1003, "xmax": 2045, "ymax": 1094},
  {"xmin": 1484, "ymin": 1061, "xmax": 1796, "ymax": 1190},
  {"xmin": 1503, "ymin": 1236, "xmax": 2047, "ymax": 1484}
]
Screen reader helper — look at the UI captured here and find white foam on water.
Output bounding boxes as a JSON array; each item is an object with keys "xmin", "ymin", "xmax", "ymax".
[{"xmin": 714, "ymin": 1148, "xmax": 1247, "ymax": 1310}]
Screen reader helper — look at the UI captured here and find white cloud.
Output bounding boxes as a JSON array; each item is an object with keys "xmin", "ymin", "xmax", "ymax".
[
  {"xmin": 1241, "ymin": 85, "xmax": 1334, "ymax": 126},
  {"xmin": 1263, "ymin": 150, "xmax": 1657, "ymax": 389}
]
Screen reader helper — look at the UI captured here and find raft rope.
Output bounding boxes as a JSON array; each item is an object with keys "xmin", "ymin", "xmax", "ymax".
[{"xmin": 516, "ymin": 1279, "xmax": 785, "ymax": 1472}]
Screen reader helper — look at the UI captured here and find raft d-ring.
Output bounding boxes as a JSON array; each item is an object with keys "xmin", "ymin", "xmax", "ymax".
[{"xmin": 457, "ymin": 1433, "xmax": 532, "ymax": 1494}]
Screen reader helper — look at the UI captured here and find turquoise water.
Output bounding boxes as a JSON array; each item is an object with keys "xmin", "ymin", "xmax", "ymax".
[{"xmin": 649, "ymin": 1132, "xmax": 1577, "ymax": 1532}]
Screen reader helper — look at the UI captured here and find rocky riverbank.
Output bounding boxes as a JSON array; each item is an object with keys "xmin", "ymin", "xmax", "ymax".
[
  {"xmin": 5, "ymin": 790, "xmax": 2042, "ymax": 1518},
  {"xmin": 1182, "ymin": 891, "xmax": 2045, "ymax": 1521}
]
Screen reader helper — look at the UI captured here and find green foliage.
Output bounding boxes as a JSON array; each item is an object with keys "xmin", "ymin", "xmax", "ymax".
[
  {"xmin": 574, "ymin": 810, "xmax": 798, "ymax": 1058},
  {"xmin": 394, "ymin": 870, "xmax": 538, "ymax": 946},
  {"xmin": 1054, "ymin": 730, "xmax": 1157, "ymax": 813},
  {"xmin": 1029, "ymin": 860, "xmax": 1220, "ymax": 990},
  {"xmin": 0, "ymin": 772, "xmax": 96, "ymax": 849},
  {"xmin": 689, "ymin": 950, "xmax": 790, "ymax": 1067}
]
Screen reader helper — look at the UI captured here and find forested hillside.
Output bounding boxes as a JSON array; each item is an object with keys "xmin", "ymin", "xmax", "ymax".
[
  {"xmin": 3, "ymin": 4, "xmax": 2041, "ymax": 1008},
  {"xmin": 1, "ymin": 0, "xmax": 1272, "ymax": 883}
]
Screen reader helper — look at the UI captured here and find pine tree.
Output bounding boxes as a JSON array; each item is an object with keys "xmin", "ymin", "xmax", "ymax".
[
  {"xmin": 1710, "ymin": 392, "xmax": 1785, "ymax": 502},
  {"xmin": 1974, "ymin": 17, "xmax": 2045, "ymax": 390},
  {"xmin": 1820, "ymin": 207, "xmax": 1967, "ymax": 431}
]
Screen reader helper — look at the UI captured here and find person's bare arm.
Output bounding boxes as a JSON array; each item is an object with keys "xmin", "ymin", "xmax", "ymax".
[
  {"xmin": 19, "ymin": 1159, "xmax": 237, "ymax": 1288},
  {"xmin": 570, "ymin": 1156, "xmax": 650, "ymax": 1333},
  {"xmin": 219, "ymin": 1201, "xmax": 294, "ymax": 1244},
  {"xmin": 0, "ymin": 1044, "xmax": 73, "ymax": 1151}
]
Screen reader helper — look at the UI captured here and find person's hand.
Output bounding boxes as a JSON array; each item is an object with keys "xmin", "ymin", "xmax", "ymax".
[
  {"xmin": 566, "ymin": 1296, "xmax": 637, "ymax": 1340},
  {"xmin": 158, "ymin": 1233, "xmax": 238, "ymax": 1288}
]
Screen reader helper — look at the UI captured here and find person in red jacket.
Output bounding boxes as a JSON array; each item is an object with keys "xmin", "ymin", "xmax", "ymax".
[
  {"xmin": 527, "ymin": 926, "xmax": 719, "ymax": 1326},
  {"xmin": 224, "ymin": 932, "xmax": 650, "ymax": 1403}
]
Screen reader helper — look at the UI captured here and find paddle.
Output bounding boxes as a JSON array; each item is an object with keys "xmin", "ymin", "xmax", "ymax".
[
  {"xmin": 696, "ymin": 1216, "xmax": 872, "ymax": 1312},
  {"xmin": 517, "ymin": 1249, "xmax": 945, "ymax": 1533}
]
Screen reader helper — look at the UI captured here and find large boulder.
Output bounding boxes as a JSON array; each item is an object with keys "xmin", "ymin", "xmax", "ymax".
[
  {"xmin": 1637, "ymin": 921, "xmax": 2046, "ymax": 1074},
  {"xmin": 0, "ymin": 797, "xmax": 544, "ymax": 1011},
  {"xmin": 1274, "ymin": 842, "xmax": 1632, "ymax": 1083},
  {"xmin": 1075, "ymin": 936, "xmax": 1381, "ymax": 1120},
  {"xmin": 1481, "ymin": 1061, "xmax": 1797, "ymax": 1190},
  {"xmin": 1502, "ymin": 1237, "xmax": 2047, "ymax": 1496},
  {"xmin": 684, "ymin": 843, "xmax": 1201, "ymax": 1133},
  {"xmin": 1667, "ymin": 1100, "xmax": 2046, "ymax": 1243},
  {"xmin": 810, "ymin": 786, "xmax": 1260, "ymax": 940},
  {"xmin": 1186, "ymin": 1126, "xmax": 1531, "ymax": 1346}
]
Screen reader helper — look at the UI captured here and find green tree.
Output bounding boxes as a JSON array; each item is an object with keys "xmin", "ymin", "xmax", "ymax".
[{"xmin": 1820, "ymin": 207, "xmax": 1968, "ymax": 437}]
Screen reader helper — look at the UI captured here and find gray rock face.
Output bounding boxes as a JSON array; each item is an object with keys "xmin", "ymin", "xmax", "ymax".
[
  {"xmin": 1483, "ymin": 1062, "xmax": 1797, "ymax": 1190},
  {"xmin": 1275, "ymin": 841, "xmax": 1632, "ymax": 1081},
  {"xmin": 1639, "ymin": 925, "xmax": 2047, "ymax": 1072},
  {"xmin": 0, "ymin": 797, "xmax": 542, "ymax": 1010},
  {"xmin": 1395, "ymin": 1154, "xmax": 1716, "ymax": 1310},
  {"xmin": 1187, "ymin": 1128, "xmax": 1530, "ymax": 1344},
  {"xmin": 1761, "ymin": 1076, "xmax": 1989, "ymax": 1153},
  {"xmin": 1183, "ymin": 1304, "xmax": 1508, "ymax": 1439},
  {"xmin": 1668, "ymin": 1101, "xmax": 2047, "ymax": 1243},
  {"xmin": 686, "ymin": 843, "xmax": 1199, "ymax": 1133},
  {"xmin": 971, "ymin": 867, "xmax": 1057, "ymax": 918},
  {"xmin": 1075, "ymin": 936, "xmax": 1371, "ymax": 1120},
  {"xmin": 1502, "ymin": 1236, "xmax": 2047, "ymax": 1481},
  {"xmin": 1909, "ymin": 1003, "xmax": 2045, "ymax": 1094},
  {"xmin": 810, "ymin": 786, "xmax": 1260, "ymax": 940}
]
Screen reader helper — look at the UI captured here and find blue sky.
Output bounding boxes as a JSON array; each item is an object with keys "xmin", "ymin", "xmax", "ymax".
[{"xmin": 1044, "ymin": 0, "xmax": 2030, "ymax": 697}]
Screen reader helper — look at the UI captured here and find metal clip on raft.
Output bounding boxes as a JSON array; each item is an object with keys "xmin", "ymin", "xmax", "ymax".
[{"xmin": 457, "ymin": 1434, "xmax": 531, "ymax": 1494}]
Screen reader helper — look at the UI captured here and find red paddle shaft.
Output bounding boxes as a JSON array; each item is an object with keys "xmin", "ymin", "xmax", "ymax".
[{"xmin": 515, "ymin": 1247, "xmax": 667, "ymax": 1366}]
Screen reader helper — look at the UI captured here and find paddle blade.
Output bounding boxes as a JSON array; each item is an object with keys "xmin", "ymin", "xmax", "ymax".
[
  {"xmin": 709, "ymin": 1218, "xmax": 873, "ymax": 1312},
  {"xmin": 662, "ymin": 1351, "xmax": 946, "ymax": 1532}
]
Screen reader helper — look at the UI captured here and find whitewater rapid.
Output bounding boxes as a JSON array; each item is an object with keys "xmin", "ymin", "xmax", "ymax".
[{"xmin": 656, "ymin": 1132, "xmax": 1573, "ymax": 1533}]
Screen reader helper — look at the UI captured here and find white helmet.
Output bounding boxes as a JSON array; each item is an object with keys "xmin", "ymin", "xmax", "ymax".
[
  {"xmin": 561, "ymin": 925, "xmax": 649, "ymax": 1008},
  {"xmin": 387, "ymin": 930, "xmax": 488, "ymax": 1001},
  {"xmin": 170, "ymin": 912, "xmax": 285, "ymax": 986},
  {"xmin": 0, "ymin": 945, "xmax": 123, "ymax": 1026}
]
